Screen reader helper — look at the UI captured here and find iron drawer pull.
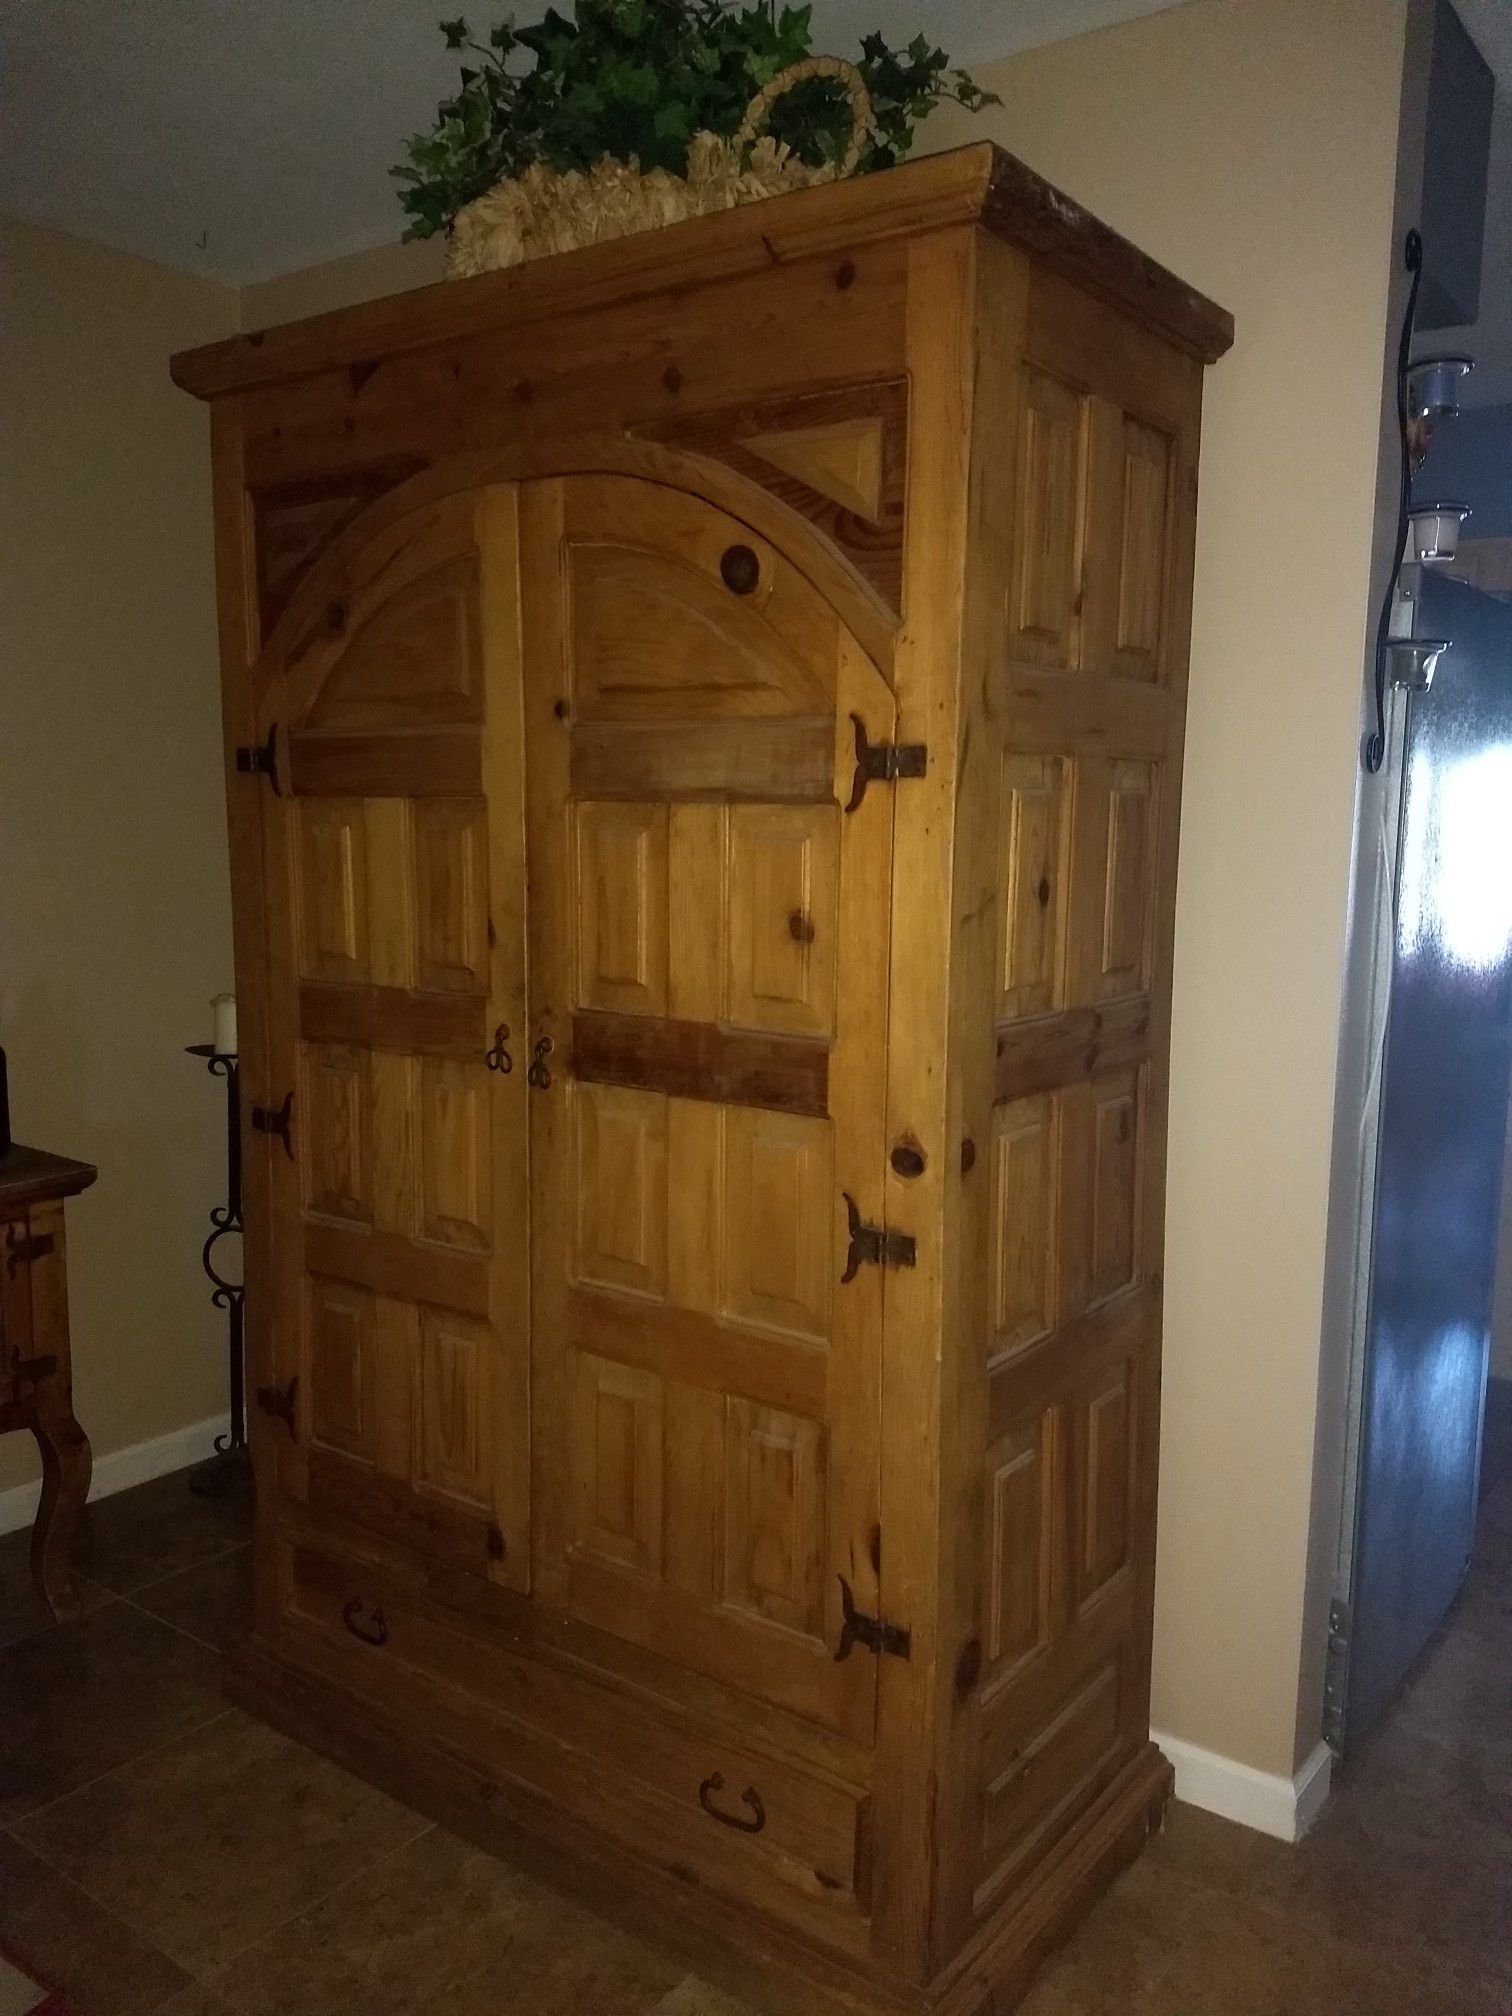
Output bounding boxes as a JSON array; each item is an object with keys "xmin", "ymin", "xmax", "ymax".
[
  {"xmin": 342, "ymin": 1598, "xmax": 388, "ymax": 1647},
  {"xmin": 485, "ymin": 1024, "xmax": 513, "ymax": 1074},
  {"xmin": 698, "ymin": 1771, "xmax": 766, "ymax": 1835},
  {"xmin": 526, "ymin": 1036, "xmax": 554, "ymax": 1089}
]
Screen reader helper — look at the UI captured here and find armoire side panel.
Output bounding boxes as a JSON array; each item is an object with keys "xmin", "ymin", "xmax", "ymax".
[{"xmin": 969, "ymin": 265, "xmax": 1205, "ymax": 1922}]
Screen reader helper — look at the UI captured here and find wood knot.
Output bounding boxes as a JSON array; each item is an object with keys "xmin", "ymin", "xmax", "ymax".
[
  {"xmin": 835, "ymin": 259, "xmax": 857, "ymax": 290},
  {"xmin": 788, "ymin": 909, "xmax": 815, "ymax": 944},
  {"xmin": 325, "ymin": 598, "xmax": 347, "ymax": 636},
  {"xmin": 720, "ymin": 544, "xmax": 761, "ymax": 595},
  {"xmin": 663, "ymin": 363, "xmax": 684, "ymax": 394},
  {"xmin": 960, "ymin": 1138, "xmax": 977, "ymax": 1174},
  {"xmin": 1037, "ymin": 876, "xmax": 1051, "ymax": 907},
  {"xmin": 890, "ymin": 1140, "xmax": 926, "ymax": 1179},
  {"xmin": 553, "ymin": 697, "xmax": 570, "ymax": 721}
]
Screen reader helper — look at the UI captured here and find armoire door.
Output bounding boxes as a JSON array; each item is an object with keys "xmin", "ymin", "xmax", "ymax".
[
  {"xmin": 520, "ymin": 474, "xmax": 894, "ymax": 1744},
  {"xmin": 255, "ymin": 486, "xmax": 531, "ymax": 1593}
]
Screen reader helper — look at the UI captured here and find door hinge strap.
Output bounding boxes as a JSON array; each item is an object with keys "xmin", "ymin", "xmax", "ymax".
[
  {"xmin": 251, "ymin": 1091, "xmax": 295, "ymax": 1159},
  {"xmin": 835, "ymin": 1574, "xmax": 911, "ymax": 1662},
  {"xmin": 840, "ymin": 1192, "xmax": 916, "ymax": 1283},
  {"xmin": 255, "ymin": 1374, "xmax": 298, "ymax": 1438},
  {"xmin": 235, "ymin": 725, "xmax": 281, "ymax": 791},
  {"xmin": 844, "ymin": 713, "xmax": 926, "ymax": 814}
]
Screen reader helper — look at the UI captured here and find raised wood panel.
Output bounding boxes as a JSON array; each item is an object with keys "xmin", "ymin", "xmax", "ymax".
[
  {"xmin": 412, "ymin": 798, "xmax": 488, "ymax": 994},
  {"xmin": 1010, "ymin": 370, "xmax": 1085, "ymax": 669},
  {"xmin": 726, "ymin": 806, "xmax": 838, "ymax": 1038},
  {"xmin": 1080, "ymin": 1365, "xmax": 1134, "ymax": 1604},
  {"xmin": 568, "ymin": 544, "xmax": 825, "ymax": 722},
  {"xmin": 978, "ymin": 1659, "xmax": 1123, "ymax": 1902},
  {"xmin": 1112, "ymin": 420, "xmax": 1171, "ymax": 683},
  {"xmin": 1098, "ymin": 764, "xmax": 1154, "ymax": 1002},
  {"xmin": 301, "ymin": 1044, "xmax": 371, "ymax": 1227},
  {"xmin": 571, "ymin": 1351, "xmax": 664, "ymax": 1575},
  {"xmin": 288, "ymin": 728, "xmax": 482, "ymax": 800},
  {"xmin": 298, "ymin": 800, "xmax": 368, "ymax": 983},
  {"xmin": 997, "ymin": 755, "xmax": 1069, "ymax": 1021},
  {"xmin": 571, "ymin": 1083, "xmax": 668, "ymax": 1300},
  {"xmin": 575, "ymin": 801, "xmax": 669, "ymax": 1017},
  {"xmin": 723, "ymin": 1110, "xmax": 832, "ymax": 1343},
  {"xmin": 723, "ymin": 1400, "xmax": 827, "ymax": 1639},
  {"xmin": 983, "ymin": 1409, "xmax": 1059, "ymax": 1688},
  {"xmin": 419, "ymin": 1311, "xmax": 489, "ymax": 1505},
  {"xmin": 989, "ymin": 1094, "xmax": 1058, "ymax": 1358},
  {"xmin": 307, "ymin": 1277, "xmax": 371, "ymax": 1461},
  {"xmin": 419, "ymin": 1058, "xmax": 492, "ymax": 1253},
  {"xmin": 1088, "ymin": 1068, "xmax": 1142, "ymax": 1309},
  {"xmin": 308, "ymin": 554, "xmax": 482, "ymax": 731}
]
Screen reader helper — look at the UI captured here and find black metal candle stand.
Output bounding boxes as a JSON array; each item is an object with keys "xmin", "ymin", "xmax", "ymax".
[{"xmin": 185, "ymin": 1043, "xmax": 252, "ymax": 1499}]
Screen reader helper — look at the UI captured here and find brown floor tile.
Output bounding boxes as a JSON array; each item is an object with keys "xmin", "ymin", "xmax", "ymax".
[
  {"xmin": 0, "ymin": 1831, "xmax": 188, "ymax": 2016},
  {"xmin": 73, "ymin": 1470, "xmax": 251, "ymax": 1597},
  {"xmin": 129, "ymin": 1545, "xmax": 254, "ymax": 1655},
  {"xmin": 653, "ymin": 1982, "xmax": 768, "ymax": 2016},
  {"xmin": 0, "ymin": 1600, "xmax": 226, "ymax": 1824},
  {"xmin": 13, "ymin": 1708, "xmax": 432, "ymax": 1980},
  {"xmin": 1018, "ymin": 1852, "xmax": 1505, "ymax": 2016},
  {"xmin": 0, "ymin": 1524, "xmax": 113, "ymax": 1652},
  {"xmin": 205, "ymin": 1826, "xmax": 685, "ymax": 2016}
]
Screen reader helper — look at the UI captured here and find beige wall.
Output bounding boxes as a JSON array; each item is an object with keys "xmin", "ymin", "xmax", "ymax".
[
  {"xmin": 0, "ymin": 218, "xmax": 239, "ymax": 1496},
  {"xmin": 929, "ymin": 0, "xmax": 1409, "ymax": 1777}
]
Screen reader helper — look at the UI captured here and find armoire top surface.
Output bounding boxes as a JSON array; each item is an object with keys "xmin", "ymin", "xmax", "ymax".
[{"xmin": 172, "ymin": 141, "xmax": 1234, "ymax": 402}]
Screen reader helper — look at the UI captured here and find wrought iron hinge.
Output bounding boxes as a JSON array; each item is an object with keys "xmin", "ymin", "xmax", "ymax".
[
  {"xmin": 845, "ymin": 713, "xmax": 926, "ymax": 814},
  {"xmin": 835, "ymin": 1574, "xmax": 911, "ymax": 1663},
  {"xmin": 251, "ymin": 1091, "xmax": 295, "ymax": 1159},
  {"xmin": 235, "ymin": 725, "xmax": 281, "ymax": 791},
  {"xmin": 840, "ymin": 1192, "xmax": 916, "ymax": 1283},
  {"xmin": 5, "ymin": 1229, "xmax": 55, "ymax": 1277},
  {"xmin": 256, "ymin": 1374, "xmax": 299, "ymax": 1438},
  {"xmin": 1321, "ymin": 1595, "xmax": 1351, "ymax": 1750}
]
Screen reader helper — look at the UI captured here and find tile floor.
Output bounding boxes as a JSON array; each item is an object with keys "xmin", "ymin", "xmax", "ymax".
[{"xmin": 0, "ymin": 1391, "xmax": 1508, "ymax": 2015}]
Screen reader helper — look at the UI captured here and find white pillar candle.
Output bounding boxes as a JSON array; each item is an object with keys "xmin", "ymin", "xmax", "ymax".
[{"xmin": 211, "ymin": 992, "xmax": 238, "ymax": 1058}]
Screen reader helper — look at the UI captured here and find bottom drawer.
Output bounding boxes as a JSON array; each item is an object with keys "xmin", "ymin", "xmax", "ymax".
[{"xmin": 283, "ymin": 1538, "xmax": 872, "ymax": 1937}]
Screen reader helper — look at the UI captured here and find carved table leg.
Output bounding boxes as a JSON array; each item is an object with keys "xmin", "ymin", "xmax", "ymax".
[{"xmin": 30, "ymin": 1370, "xmax": 92, "ymax": 1617}]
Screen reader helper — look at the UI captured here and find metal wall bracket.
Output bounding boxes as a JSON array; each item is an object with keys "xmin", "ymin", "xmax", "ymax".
[
  {"xmin": 834, "ymin": 1574, "xmax": 912, "ymax": 1663},
  {"xmin": 235, "ymin": 725, "xmax": 281, "ymax": 790},
  {"xmin": 1321, "ymin": 1594, "xmax": 1351, "ymax": 1750},
  {"xmin": 251, "ymin": 1091, "xmax": 295, "ymax": 1159},
  {"xmin": 840, "ymin": 1192, "xmax": 916, "ymax": 1283},
  {"xmin": 255, "ymin": 1374, "xmax": 299, "ymax": 1438},
  {"xmin": 845, "ymin": 713, "xmax": 926, "ymax": 814}
]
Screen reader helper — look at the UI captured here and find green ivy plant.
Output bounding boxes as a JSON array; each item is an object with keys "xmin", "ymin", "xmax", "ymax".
[{"xmin": 393, "ymin": 0, "xmax": 999, "ymax": 239}]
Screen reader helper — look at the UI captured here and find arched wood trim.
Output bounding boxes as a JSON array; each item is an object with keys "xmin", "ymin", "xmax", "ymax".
[{"xmin": 253, "ymin": 435, "xmax": 898, "ymax": 688}]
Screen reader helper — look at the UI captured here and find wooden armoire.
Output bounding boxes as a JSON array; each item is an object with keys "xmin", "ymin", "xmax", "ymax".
[{"xmin": 174, "ymin": 144, "xmax": 1230, "ymax": 2014}]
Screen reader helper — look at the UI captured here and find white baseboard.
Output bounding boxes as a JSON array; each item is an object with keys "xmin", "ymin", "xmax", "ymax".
[
  {"xmin": 1153, "ymin": 1729, "xmax": 1333, "ymax": 1843},
  {"xmin": 0, "ymin": 1411, "xmax": 231, "ymax": 1538}
]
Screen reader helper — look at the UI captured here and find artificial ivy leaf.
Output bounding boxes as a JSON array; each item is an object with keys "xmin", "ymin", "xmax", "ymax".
[{"xmin": 440, "ymin": 16, "xmax": 469, "ymax": 48}]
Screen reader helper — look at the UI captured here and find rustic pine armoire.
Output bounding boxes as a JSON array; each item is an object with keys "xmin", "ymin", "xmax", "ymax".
[{"xmin": 174, "ymin": 143, "xmax": 1230, "ymax": 2014}]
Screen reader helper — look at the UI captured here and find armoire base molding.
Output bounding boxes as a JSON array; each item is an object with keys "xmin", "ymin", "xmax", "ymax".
[{"xmin": 227, "ymin": 1637, "xmax": 1172, "ymax": 2016}]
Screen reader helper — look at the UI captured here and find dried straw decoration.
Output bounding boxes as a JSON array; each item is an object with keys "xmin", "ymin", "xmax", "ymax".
[{"xmin": 444, "ymin": 56, "xmax": 874, "ymax": 280}]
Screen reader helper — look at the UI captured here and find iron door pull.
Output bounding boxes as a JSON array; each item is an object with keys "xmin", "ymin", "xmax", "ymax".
[
  {"xmin": 526, "ymin": 1036, "xmax": 554, "ymax": 1089},
  {"xmin": 342, "ymin": 1598, "xmax": 388, "ymax": 1647},
  {"xmin": 485, "ymin": 1024, "xmax": 513, "ymax": 1074},
  {"xmin": 697, "ymin": 1771, "xmax": 766, "ymax": 1835}
]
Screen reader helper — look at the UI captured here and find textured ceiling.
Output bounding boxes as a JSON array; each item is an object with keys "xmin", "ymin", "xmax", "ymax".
[{"xmin": 0, "ymin": 0, "xmax": 1186, "ymax": 284}]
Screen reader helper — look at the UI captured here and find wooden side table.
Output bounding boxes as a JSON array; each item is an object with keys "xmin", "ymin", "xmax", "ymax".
[{"xmin": 0, "ymin": 1146, "xmax": 96, "ymax": 1614}]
